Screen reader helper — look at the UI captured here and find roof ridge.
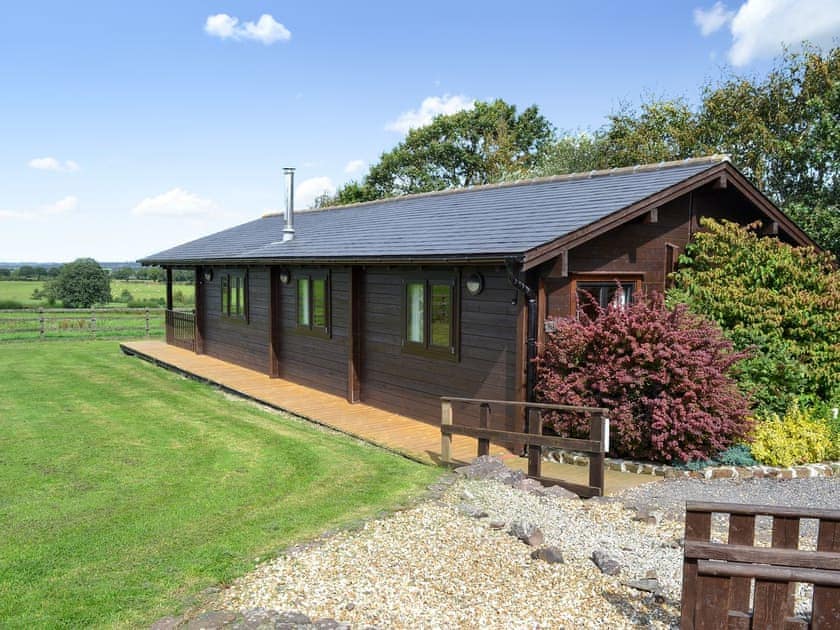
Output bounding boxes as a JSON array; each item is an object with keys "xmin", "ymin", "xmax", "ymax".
[{"xmin": 266, "ymin": 155, "xmax": 730, "ymax": 217}]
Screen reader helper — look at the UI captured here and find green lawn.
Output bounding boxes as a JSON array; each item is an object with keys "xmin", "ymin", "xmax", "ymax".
[
  {"xmin": 0, "ymin": 280, "xmax": 193, "ymax": 307},
  {"xmin": 0, "ymin": 342, "xmax": 438, "ymax": 629}
]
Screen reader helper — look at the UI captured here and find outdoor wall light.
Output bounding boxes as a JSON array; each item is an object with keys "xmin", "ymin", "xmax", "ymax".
[
  {"xmin": 279, "ymin": 268, "xmax": 291, "ymax": 284},
  {"xmin": 202, "ymin": 268, "xmax": 214, "ymax": 282},
  {"xmin": 465, "ymin": 272, "xmax": 484, "ymax": 296}
]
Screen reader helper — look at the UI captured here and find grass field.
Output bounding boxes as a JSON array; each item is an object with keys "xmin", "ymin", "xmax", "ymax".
[
  {"xmin": 0, "ymin": 280, "xmax": 193, "ymax": 307},
  {"xmin": 0, "ymin": 342, "xmax": 438, "ymax": 628}
]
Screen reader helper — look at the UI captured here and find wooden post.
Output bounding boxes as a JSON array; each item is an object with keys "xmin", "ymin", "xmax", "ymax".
[
  {"xmin": 681, "ymin": 509, "xmax": 712, "ymax": 630},
  {"xmin": 477, "ymin": 403, "xmax": 491, "ymax": 457},
  {"xmin": 441, "ymin": 399, "xmax": 453, "ymax": 464},
  {"xmin": 90, "ymin": 308, "xmax": 96, "ymax": 339},
  {"xmin": 527, "ymin": 408, "xmax": 542, "ymax": 477},
  {"xmin": 194, "ymin": 268, "xmax": 205, "ymax": 354},
  {"xmin": 39, "ymin": 307, "xmax": 44, "ymax": 340},
  {"xmin": 165, "ymin": 267, "xmax": 173, "ymax": 311},
  {"xmin": 588, "ymin": 412, "xmax": 606, "ymax": 496},
  {"xmin": 268, "ymin": 267, "xmax": 281, "ymax": 377},
  {"xmin": 144, "ymin": 308, "xmax": 150, "ymax": 337},
  {"xmin": 812, "ymin": 519, "xmax": 840, "ymax": 628},
  {"xmin": 346, "ymin": 266, "xmax": 361, "ymax": 402}
]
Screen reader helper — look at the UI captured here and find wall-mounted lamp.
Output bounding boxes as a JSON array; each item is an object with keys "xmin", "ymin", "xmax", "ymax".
[
  {"xmin": 278, "ymin": 268, "xmax": 291, "ymax": 285},
  {"xmin": 202, "ymin": 268, "xmax": 214, "ymax": 282},
  {"xmin": 465, "ymin": 272, "xmax": 484, "ymax": 296}
]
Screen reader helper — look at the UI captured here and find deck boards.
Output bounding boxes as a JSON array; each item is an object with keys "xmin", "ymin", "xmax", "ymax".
[{"xmin": 120, "ymin": 340, "xmax": 654, "ymax": 493}]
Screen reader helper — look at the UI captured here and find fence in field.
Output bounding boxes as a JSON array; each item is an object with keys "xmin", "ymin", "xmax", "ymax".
[{"xmin": 0, "ymin": 307, "xmax": 191, "ymax": 342}]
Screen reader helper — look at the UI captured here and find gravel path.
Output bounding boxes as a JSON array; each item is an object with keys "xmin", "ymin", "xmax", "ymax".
[{"xmin": 190, "ymin": 472, "xmax": 839, "ymax": 629}]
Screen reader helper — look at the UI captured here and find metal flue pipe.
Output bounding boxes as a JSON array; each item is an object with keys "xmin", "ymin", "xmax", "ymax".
[{"xmin": 282, "ymin": 167, "xmax": 295, "ymax": 242}]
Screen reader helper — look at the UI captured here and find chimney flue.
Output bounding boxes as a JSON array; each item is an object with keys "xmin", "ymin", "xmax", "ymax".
[{"xmin": 282, "ymin": 167, "xmax": 295, "ymax": 242}]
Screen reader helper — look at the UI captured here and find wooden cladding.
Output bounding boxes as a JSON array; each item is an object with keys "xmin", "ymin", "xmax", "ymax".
[{"xmin": 680, "ymin": 501, "xmax": 840, "ymax": 629}]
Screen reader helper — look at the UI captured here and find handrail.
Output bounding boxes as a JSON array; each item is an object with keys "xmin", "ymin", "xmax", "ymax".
[{"xmin": 440, "ymin": 396, "xmax": 607, "ymax": 414}]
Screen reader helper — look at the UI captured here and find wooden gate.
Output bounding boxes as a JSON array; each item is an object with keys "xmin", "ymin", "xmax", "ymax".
[
  {"xmin": 439, "ymin": 397, "xmax": 609, "ymax": 497},
  {"xmin": 681, "ymin": 501, "xmax": 840, "ymax": 629}
]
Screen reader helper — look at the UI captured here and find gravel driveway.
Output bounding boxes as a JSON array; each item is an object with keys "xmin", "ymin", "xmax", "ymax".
[{"xmin": 191, "ymin": 472, "xmax": 839, "ymax": 629}]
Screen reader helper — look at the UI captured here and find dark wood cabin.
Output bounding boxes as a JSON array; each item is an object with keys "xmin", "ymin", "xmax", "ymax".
[{"xmin": 141, "ymin": 157, "xmax": 814, "ymax": 431}]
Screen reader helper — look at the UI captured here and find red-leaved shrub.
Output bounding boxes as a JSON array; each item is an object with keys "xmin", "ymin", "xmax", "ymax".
[{"xmin": 534, "ymin": 293, "xmax": 752, "ymax": 463}]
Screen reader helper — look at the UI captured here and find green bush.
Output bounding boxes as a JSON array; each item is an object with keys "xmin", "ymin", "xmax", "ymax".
[
  {"xmin": 118, "ymin": 289, "xmax": 134, "ymax": 303},
  {"xmin": 716, "ymin": 444, "xmax": 758, "ymax": 467},
  {"xmin": 127, "ymin": 298, "xmax": 165, "ymax": 308},
  {"xmin": 669, "ymin": 218, "xmax": 840, "ymax": 413},
  {"xmin": 0, "ymin": 299, "xmax": 25, "ymax": 309},
  {"xmin": 750, "ymin": 402, "xmax": 834, "ymax": 466}
]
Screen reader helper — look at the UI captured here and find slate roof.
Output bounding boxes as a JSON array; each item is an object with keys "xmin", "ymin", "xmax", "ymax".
[{"xmin": 141, "ymin": 157, "xmax": 727, "ymax": 265}]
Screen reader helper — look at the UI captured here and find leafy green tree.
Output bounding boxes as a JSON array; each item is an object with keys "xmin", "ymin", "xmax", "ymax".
[
  {"xmin": 669, "ymin": 218, "xmax": 840, "ymax": 412},
  {"xmin": 328, "ymin": 99, "xmax": 554, "ymax": 203},
  {"xmin": 110, "ymin": 267, "xmax": 134, "ymax": 280},
  {"xmin": 47, "ymin": 258, "xmax": 111, "ymax": 308}
]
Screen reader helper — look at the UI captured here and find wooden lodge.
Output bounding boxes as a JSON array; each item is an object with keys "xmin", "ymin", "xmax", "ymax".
[{"xmin": 141, "ymin": 157, "xmax": 814, "ymax": 433}]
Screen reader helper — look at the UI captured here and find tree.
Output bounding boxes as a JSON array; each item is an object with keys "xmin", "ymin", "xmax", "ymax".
[
  {"xmin": 47, "ymin": 259, "xmax": 111, "ymax": 308},
  {"xmin": 327, "ymin": 99, "xmax": 554, "ymax": 203},
  {"xmin": 669, "ymin": 218, "xmax": 840, "ymax": 412},
  {"xmin": 110, "ymin": 267, "xmax": 134, "ymax": 280}
]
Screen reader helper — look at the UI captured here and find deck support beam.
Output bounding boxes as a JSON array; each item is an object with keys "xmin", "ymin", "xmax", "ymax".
[{"xmin": 165, "ymin": 267, "xmax": 173, "ymax": 311}]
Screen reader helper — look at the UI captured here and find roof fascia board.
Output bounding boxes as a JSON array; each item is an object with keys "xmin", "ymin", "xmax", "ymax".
[{"xmin": 139, "ymin": 254, "xmax": 512, "ymax": 267}]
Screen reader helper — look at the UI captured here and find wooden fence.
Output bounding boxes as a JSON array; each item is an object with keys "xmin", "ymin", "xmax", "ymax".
[
  {"xmin": 440, "ymin": 397, "xmax": 609, "ymax": 497},
  {"xmin": 0, "ymin": 307, "xmax": 165, "ymax": 342},
  {"xmin": 681, "ymin": 501, "xmax": 840, "ymax": 629},
  {"xmin": 164, "ymin": 309, "xmax": 196, "ymax": 352}
]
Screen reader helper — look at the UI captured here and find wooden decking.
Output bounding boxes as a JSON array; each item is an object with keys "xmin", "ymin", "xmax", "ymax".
[{"xmin": 120, "ymin": 340, "xmax": 655, "ymax": 494}]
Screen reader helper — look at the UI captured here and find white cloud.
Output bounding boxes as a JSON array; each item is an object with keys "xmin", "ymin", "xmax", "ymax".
[
  {"xmin": 728, "ymin": 0, "xmax": 840, "ymax": 65},
  {"xmin": 385, "ymin": 94, "xmax": 475, "ymax": 134},
  {"xmin": 204, "ymin": 13, "xmax": 291, "ymax": 45},
  {"xmin": 693, "ymin": 2, "xmax": 735, "ymax": 35},
  {"xmin": 131, "ymin": 188, "xmax": 216, "ymax": 217},
  {"xmin": 296, "ymin": 176, "xmax": 335, "ymax": 209},
  {"xmin": 344, "ymin": 159, "xmax": 366, "ymax": 175},
  {"xmin": 0, "ymin": 195, "xmax": 78, "ymax": 220},
  {"xmin": 28, "ymin": 157, "xmax": 80, "ymax": 172}
]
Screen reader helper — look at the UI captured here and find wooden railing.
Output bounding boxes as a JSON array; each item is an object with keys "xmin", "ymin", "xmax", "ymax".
[
  {"xmin": 0, "ymin": 307, "xmax": 163, "ymax": 342},
  {"xmin": 681, "ymin": 501, "xmax": 840, "ymax": 629},
  {"xmin": 165, "ymin": 309, "xmax": 195, "ymax": 352},
  {"xmin": 440, "ymin": 397, "xmax": 609, "ymax": 497}
]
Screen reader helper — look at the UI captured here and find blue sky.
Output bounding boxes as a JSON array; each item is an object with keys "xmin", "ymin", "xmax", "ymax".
[{"xmin": 1, "ymin": 0, "xmax": 838, "ymax": 262}]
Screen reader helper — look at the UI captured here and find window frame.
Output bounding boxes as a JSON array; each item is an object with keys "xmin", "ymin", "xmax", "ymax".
[
  {"xmin": 401, "ymin": 272, "xmax": 459, "ymax": 361},
  {"xmin": 570, "ymin": 274, "xmax": 642, "ymax": 319},
  {"xmin": 295, "ymin": 270, "xmax": 331, "ymax": 338},
  {"xmin": 220, "ymin": 270, "xmax": 249, "ymax": 322}
]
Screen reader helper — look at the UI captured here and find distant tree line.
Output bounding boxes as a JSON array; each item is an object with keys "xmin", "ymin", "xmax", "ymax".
[
  {"xmin": 322, "ymin": 45, "xmax": 839, "ymax": 258},
  {"xmin": 1, "ymin": 264, "xmax": 193, "ymax": 283}
]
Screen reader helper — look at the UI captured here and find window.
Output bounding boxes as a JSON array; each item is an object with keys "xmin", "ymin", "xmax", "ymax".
[
  {"xmin": 575, "ymin": 280, "xmax": 636, "ymax": 320},
  {"xmin": 665, "ymin": 243, "xmax": 680, "ymax": 289},
  {"xmin": 403, "ymin": 275, "xmax": 457, "ymax": 359},
  {"xmin": 297, "ymin": 272, "xmax": 330, "ymax": 337},
  {"xmin": 221, "ymin": 271, "xmax": 248, "ymax": 321}
]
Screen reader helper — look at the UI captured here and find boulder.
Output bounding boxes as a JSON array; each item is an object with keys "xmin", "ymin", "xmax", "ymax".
[
  {"xmin": 457, "ymin": 503, "xmax": 488, "ymax": 519},
  {"xmin": 591, "ymin": 550, "xmax": 622, "ymax": 576},
  {"xmin": 509, "ymin": 521, "xmax": 544, "ymax": 546},
  {"xmin": 531, "ymin": 546, "xmax": 564, "ymax": 564}
]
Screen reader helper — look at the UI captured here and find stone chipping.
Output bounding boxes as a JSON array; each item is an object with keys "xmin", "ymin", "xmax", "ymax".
[{"xmin": 179, "ymin": 467, "xmax": 840, "ymax": 629}]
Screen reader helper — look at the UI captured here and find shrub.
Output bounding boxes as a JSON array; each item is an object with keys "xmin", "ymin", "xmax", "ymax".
[
  {"xmin": 535, "ymin": 292, "xmax": 752, "ymax": 463},
  {"xmin": 750, "ymin": 402, "xmax": 834, "ymax": 466},
  {"xmin": 118, "ymin": 289, "xmax": 134, "ymax": 303},
  {"xmin": 716, "ymin": 444, "xmax": 758, "ymax": 467},
  {"xmin": 127, "ymin": 298, "xmax": 165, "ymax": 308},
  {"xmin": 0, "ymin": 299, "xmax": 25, "ymax": 309},
  {"xmin": 46, "ymin": 258, "xmax": 111, "ymax": 308},
  {"xmin": 669, "ymin": 218, "xmax": 840, "ymax": 413}
]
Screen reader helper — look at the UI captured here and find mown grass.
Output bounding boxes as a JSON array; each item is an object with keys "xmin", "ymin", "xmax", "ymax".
[
  {"xmin": 0, "ymin": 309, "xmax": 166, "ymax": 342},
  {"xmin": 0, "ymin": 280, "xmax": 193, "ymax": 307},
  {"xmin": 0, "ymin": 342, "xmax": 438, "ymax": 628}
]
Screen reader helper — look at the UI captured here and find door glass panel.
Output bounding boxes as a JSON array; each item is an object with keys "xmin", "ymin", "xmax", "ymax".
[
  {"xmin": 312, "ymin": 278, "xmax": 327, "ymax": 328},
  {"xmin": 430, "ymin": 283, "xmax": 451, "ymax": 348},
  {"xmin": 406, "ymin": 282, "xmax": 424, "ymax": 343}
]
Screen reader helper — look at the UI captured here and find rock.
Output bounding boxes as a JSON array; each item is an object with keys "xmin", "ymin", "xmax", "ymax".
[
  {"xmin": 457, "ymin": 503, "xmax": 488, "ymax": 518},
  {"xmin": 276, "ymin": 612, "xmax": 312, "ymax": 625},
  {"xmin": 624, "ymin": 578, "xmax": 661, "ymax": 593},
  {"xmin": 185, "ymin": 611, "xmax": 238, "ymax": 630},
  {"xmin": 631, "ymin": 508, "xmax": 659, "ymax": 525},
  {"xmin": 233, "ymin": 608, "xmax": 285, "ymax": 629},
  {"xmin": 531, "ymin": 546, "xmax": 564, "ymax": 564},
  {"xmin": 513, "ymin": 478, "xmax": 546, "ymax": 495},
  {"xmin": 542, "ymin": 485, "xmax": 579, "ymax": 500},
  {"xmin": 460, "ymin": 489, "xmax": 475, "ymax": 501},
  {"xmin": 509, "ymin": 521, "xmax": 544, "ymax": 546},
  {"xmin": 489, "ymin": 520, "xmax": 506, "ymax": 530},
  {"xmin": 150, "ymin": 616, "xmax": 181, "ymax": 630},
  {"xmin": 591, "ymin": 550, "xmax": 622, "ymax": 576},
  {"xmin": 202, "ymin": 586, "xmax": 222, "ymax": 596},
  {"xmin": 644, "ymin": 569, "xmax": 658, "ymax": 580},
  {"xmin": 313, "ymin": 619, "xmax": 350, "ymax": 629},
  {"xmin": 453, "ymin": 455, "xmax": 507, "ymax": 479}
]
